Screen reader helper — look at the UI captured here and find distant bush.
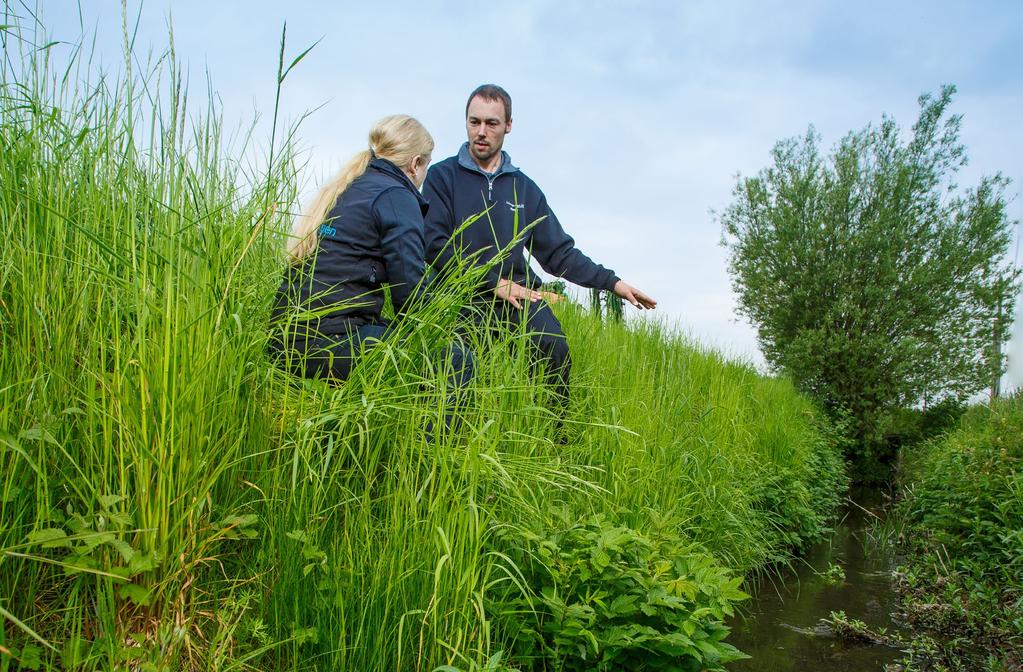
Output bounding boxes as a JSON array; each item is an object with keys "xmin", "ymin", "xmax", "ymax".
[{"xmin": 885, "ymin": 398, "xmax": 967, "ymax": 453}]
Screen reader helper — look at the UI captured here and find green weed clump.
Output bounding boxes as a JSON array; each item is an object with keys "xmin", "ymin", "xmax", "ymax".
[
  {"xmin": 0, "ymin": 13, "xmax": 845, "ymax": 671},
  {"xmin": 895, "ymin": 393, "xmax": 1023, "ymax": 669},
  {"xmin": 490, "ymin": 512, "xmax": 749, "ymax": 670}
]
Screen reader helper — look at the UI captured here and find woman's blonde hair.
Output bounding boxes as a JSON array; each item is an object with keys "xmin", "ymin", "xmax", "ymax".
[{"xmin": 287, "ymin": 114, "xmax": 434, "ymax": 262}]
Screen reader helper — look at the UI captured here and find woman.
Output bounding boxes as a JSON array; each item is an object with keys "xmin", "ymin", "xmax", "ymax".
[{"xmin": 271, "ymin": 115, "xmax": 470, "ymax": 385}]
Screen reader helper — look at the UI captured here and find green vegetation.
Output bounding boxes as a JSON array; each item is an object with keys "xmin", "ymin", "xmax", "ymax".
[
  {"xmin": 817, "ymin": 562, "xmax": 846, "ymax": 586},
  {"xmin": 821, "ymin": 610, "xmax": 901, "ymax": 649},
  {"xmin": 491, "ymin": 515, "xmax": 749, "ymax": 669},
  {"xmin": 721, "ymin": 86, "xmax": 1019, "ymax": 474},
  {"xmin": 894, "ymin": 394, "xmax": 1023, "ymax": 670},
  {"xmin": 0, "ymin": 16, "xmax": 846, "ymax": 671}
]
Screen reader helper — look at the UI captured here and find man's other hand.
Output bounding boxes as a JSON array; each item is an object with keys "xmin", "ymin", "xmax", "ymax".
[
  {"xmin": 613, "ymin": 280, "xmax": 657, "ymax": 309},
  {"xmin": 495, "ymin": 279, "xmax": 543, "ymax": 309}
]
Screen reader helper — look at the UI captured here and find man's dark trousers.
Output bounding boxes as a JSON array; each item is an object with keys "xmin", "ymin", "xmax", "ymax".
[{"xmin": 473, "ymin": 298, "xmax": 570, "ymax": 405}]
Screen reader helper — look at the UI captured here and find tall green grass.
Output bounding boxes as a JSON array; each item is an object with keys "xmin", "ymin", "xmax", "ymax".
[{"xmin": 0, "ymin": 14, "xmax": 845, "ymax": 671}]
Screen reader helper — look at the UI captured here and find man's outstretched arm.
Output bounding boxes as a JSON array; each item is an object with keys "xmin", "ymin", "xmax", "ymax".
[{"xmin": 531, "ymin": 196, "xmax": 656, "ymax": 309}]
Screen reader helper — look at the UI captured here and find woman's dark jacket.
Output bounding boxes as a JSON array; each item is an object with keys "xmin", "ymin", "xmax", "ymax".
[{"xmin": 273, "ymin": 158, "xmax": 428, "ymax": 339}]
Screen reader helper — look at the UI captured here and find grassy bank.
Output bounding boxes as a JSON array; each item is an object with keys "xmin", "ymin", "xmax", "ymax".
[
  {"xmin": 893, "ymin": 394, "xmax": 1023, "ymax": 670},
  {"xmin": 0, "ymin": 18, "xmax": 845, "ymax": 671}
]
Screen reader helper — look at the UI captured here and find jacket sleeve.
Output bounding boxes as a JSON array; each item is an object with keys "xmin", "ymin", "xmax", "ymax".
[
  {"xmin": 373, "ymin": 187, "xmax": 427, "ymax": 315},
  {"xmin": 529, "ymin": 191, "xmax": 620, "ymax": 291}
]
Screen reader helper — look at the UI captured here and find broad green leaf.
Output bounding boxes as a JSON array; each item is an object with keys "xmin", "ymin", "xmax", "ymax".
[
  {"xmin": 667, "ymin": 577, "xmax": 698, "ymax": 600},
  {"xmin": 286, "ymin": 529, "xmax": 310, "ymax": 543},
  {"xmin": 109, "ymin": 538, "xmax": 136, "ymax": 564},
  {"xmin": 19, "ymin": 643, "xmax": 44, "ymax": 670},
  {"xmin": 27, "ymin": 528, "xmax": 70, "ymax": 549},
  {"xmin": 0, "ymin": 484, "xmax": 22, "ymax": 503},
  {"xmin": 82, "ymin": 531, "xmax": 116, "ymax": 550},
  {"xmin": 18, "ymin": 427, "xmax": 58, "ymax": 445},
  {"xmin": 220, "ymin": 513, "xmax": 258, "ymax": 528},
  {"xmin": 129, "ymin": 551, "xmax": 161, "ymax": 575},
  {"xmin": 107, "ymin": 511, "xmax": 134, "ymax": 528},
  {"xmin": 64, "ymin": 554, "xmax": 99, "ymax": 576},
  {"xmin": 608, "ymin": 594, "xmax": 638, "ymax": 616},
  {"xmin": 98, "ymin": 494, "xmax": 126, "ymax": 509},
  {"xmin": 118, "ymin": 583, "xmax": 152, "ymax": 606}
]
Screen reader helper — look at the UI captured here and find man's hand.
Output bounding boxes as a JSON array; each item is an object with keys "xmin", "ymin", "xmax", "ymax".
[
  {"xmin": 495, "ymin": 279, "xmax": 543, "ymax": 309},
  {"xmin": 613, "ymin": 280, "xmax": 657, "ymax": 309}
]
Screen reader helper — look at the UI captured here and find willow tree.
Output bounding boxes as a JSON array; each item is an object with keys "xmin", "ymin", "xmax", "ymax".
[{"xmin": 721, "ymin": 86, "xmax": 1019, "ymax": 457}]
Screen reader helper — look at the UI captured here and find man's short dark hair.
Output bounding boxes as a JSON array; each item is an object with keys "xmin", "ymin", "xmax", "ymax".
[{"xmin": 466, "ymin": 84, "xmax": 512, "ymax": 122}]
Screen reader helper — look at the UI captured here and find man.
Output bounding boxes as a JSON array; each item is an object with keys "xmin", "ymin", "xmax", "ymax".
[{"xmin": 423, "ymin": 84, "xmax": 656, "ymax": 401}]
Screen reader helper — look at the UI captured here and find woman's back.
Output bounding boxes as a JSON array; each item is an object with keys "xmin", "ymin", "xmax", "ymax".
[
  {"xmin": 270, "ymin": 114, "xmax": 439, "ymax": 384},
  {"xmin": 274, "ymin": 157, "xmax": 428, "ymax": 336}
]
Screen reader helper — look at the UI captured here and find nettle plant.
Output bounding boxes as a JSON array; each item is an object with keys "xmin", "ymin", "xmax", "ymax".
[{"xmin": 492, "ymin": 514, "xmax": 749, "ymax": 671}]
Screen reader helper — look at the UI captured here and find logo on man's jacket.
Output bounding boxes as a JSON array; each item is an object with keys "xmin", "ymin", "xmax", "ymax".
[
  {"xmin": 506, "ymin": 201, "xmax": 524, "ymax": 214},
  {"xmin": 319, "ymin": 223, "xmax": 337, "ymax": 238}
]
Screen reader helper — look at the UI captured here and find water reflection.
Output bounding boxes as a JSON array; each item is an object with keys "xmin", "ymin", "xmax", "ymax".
[{"xmin": 727, "ymin": 489, "xmax": 909, "ymax": 671}]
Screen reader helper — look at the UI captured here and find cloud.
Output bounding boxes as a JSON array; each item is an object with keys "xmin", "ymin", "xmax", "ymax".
[{"xmin": 38, "ymin": 0, "xmax": 1023, "ymax": 379}]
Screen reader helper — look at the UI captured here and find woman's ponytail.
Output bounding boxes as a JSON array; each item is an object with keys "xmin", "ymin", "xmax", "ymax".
[{"xmin": 286, "ymin": 116, "xmax": 433, "ymax": 263}]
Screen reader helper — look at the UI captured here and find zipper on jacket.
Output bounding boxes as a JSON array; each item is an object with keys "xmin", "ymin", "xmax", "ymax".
[{"xmin": 487, "ymin": 177, "xmax": 494, "ymax": 201}]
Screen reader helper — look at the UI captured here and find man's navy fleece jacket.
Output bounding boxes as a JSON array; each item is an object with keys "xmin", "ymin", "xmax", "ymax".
[{"xmin": 423, "ymin": 143, "xmax": 619, "ymax": 293}]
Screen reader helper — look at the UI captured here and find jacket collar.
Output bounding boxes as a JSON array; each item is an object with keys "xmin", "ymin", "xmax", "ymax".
[
  {"xmin": 369, "ymin": 156, "xmax": 429, "ymax": 215},
  {"xmin": 456, "ymin": 142, "xmax": 518, "ymax": 178}
]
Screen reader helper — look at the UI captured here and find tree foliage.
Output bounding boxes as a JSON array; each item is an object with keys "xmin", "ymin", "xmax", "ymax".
[{"xmin": 721, "ymin": 86, "xmax": 1019, "ymax": 451}]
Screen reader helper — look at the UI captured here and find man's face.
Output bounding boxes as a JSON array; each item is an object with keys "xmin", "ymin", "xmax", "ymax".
[{"xmin": 466, "ymin": 96, "xmax": 511, "ymax": 165}]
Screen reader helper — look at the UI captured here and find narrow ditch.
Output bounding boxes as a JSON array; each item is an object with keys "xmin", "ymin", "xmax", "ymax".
[{"xmin": 726, "ymin": 487, "xmax": 909, "ymax": 670}]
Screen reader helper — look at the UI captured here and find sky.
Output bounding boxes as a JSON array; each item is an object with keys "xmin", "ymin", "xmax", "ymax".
[{"xmin": 23, "ymin": 1, "xmax": 1023, "ymax": 383}]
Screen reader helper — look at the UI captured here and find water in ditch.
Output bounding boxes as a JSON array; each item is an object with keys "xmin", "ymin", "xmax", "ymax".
[{"xmin": 727, "ymin": 488, "xmax": 910, "ymax": 671}]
